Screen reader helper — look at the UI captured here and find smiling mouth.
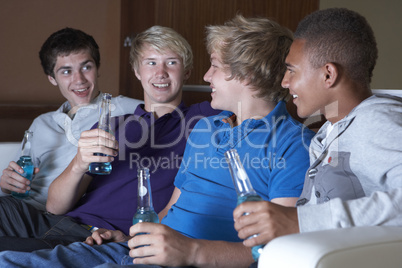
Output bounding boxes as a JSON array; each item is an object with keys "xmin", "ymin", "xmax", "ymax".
[
  {"xmin": 211, "ymin": 88, "xmax": 216, "ymax": 93},
  {"xmin": 153, "ymin": 83, "xmax": 169, "ymax": 88},
  {"xmin": 73, "ymin": 88, "xmax": 89, "ymax": 93},
  {"xmin": 292, "ymin": 94, "xmax": 298, "ymax": 99}
]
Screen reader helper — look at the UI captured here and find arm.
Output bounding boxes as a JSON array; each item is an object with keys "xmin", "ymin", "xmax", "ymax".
[
  {"xmin": 298, "ymin": 188, "xmax": 402, "ymax": 232},
  {"xmin": 128, "ymin": 223, "xmax": 254, "ymax": 268},
  {"xmin": 46, "ymin": 129, "xmax": 118, "ymax": 214}
]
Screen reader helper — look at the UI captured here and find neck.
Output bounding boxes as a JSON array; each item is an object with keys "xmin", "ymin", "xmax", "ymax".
[
  {"xmin": 326, "ymin": 83, "xmax": 372, "ymax": 124},
  {"xmin": 232, "ymin": 98, "xmax": 277, "ymax": 127},
  {"xmin": 144, "ymin": 99, "xmax": 181, "ymax": 119}
]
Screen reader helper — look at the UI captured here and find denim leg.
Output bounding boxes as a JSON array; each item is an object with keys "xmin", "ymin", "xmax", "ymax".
[
  {"xmin": 0, "ymin": 241, "xmax": 131, "ymax": 267},
  {"xmin": 0, "ymin": 196, "xmax": 92, "ymax": 252}
]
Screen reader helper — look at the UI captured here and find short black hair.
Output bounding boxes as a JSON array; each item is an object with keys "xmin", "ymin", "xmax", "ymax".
[
  {"xmin": 295, "ymin": 8, "xmax": 378, "ymax": 87},
  {"xmin": 39, "ymin": 27, "xmax": 100, "ymax": 77}
]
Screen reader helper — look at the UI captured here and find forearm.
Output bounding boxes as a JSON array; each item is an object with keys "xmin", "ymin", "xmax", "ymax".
[
  {"xmin": 191, "ymin": 240, "xmax": 254, "ymax": 268},
  {"xmin": 46, "ymin": 157, "xmax": 92, "ymax": 214},
  {"xmin": 298, "ymin": 188, "xmax": 402, "ymax": 232}
]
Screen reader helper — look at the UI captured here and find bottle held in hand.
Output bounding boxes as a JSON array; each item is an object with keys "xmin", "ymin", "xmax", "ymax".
[
  {"xmin": 132, "ymin": 168, "xmax": 159, "ymax": 249},
  {"xmin": 89, "ymin": 93, "xmax": 113, "ymax": 175},
  {"xmin": 12, "ymin": 130, "xmax": 35, "ymax": 199},
  {"xmin": 133, "ymin": 167, "xmax": 159, "ymax": 225},
  {"xmin": 225, "ymin": 148, "xmax": 264, "ymax": 261}
]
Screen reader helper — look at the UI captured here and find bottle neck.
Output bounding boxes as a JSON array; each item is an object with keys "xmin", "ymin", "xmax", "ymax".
[
  {"xmin": 21, "ymin": 131, "xmax": 33, "ymax": 158},
  {"xmin": 98, "ymin": 94, "xmax": 112, "ymax": 132},
  {"xmin": 225, "ymin": 149, "xmax": 256, "ymax": 195},
  {"xmin": 137, "ymin": 168, "xmax": 154, "ymax": 210}
]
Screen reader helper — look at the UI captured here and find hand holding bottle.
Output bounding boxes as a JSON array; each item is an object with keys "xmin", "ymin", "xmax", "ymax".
[
  {"xmin": 89, "ymin": 93, "xmax": 114, "ymax": 175},
  {"xmin": 74, "ymin": 128, "xmax": 118, "ymax": 175},
  {"xmin": 233, "ymin": 199, "xmax": 299, "ymax": 248},
  {"xmin": 0, "ymin": 161, "xmax": 39, "ymax": 194}
]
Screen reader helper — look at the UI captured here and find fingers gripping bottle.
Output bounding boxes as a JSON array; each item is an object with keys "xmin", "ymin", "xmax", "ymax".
[
  {"xmin": 89, "ymin": 93, "xmax": 113, "ymax": 175},
  {"xmin": 12, "ymin": 130, "xmax": 35, "ymax": 199},
  {"xmin": 133, "ymin": 168, "xmax": 159, "ymax": 225},
  {"xmin": 225, "ymin": 148, "xmax": 264, "ymax": 261}
]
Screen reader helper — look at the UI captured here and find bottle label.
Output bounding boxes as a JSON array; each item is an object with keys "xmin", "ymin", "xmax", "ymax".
[
  {"xmin": 139, "ymin": 186, "xmax": 148, "ymax": 197},
  {"xmin": 237, "ymin": 169, "xmax": 248, "ymax": 181}
]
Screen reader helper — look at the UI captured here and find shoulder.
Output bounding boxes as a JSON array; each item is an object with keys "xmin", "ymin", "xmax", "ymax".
[
  {"xmin": 31, "ymin": 102, "xmax": 66, "ymax": 124},
  {"xmin": 353, "ymin": 95, "xmax": 402, "ymax": 128},
  {"xmin": 111, "ymin": 95, "xmax": 143, "ymax": 116},
  {"xmin": 187, "ymin": 101, "xmax": 221, "ymax": 117},
  {"xmin": 273, "ymin": 105, "xmax": 316, "ymax": 147}
]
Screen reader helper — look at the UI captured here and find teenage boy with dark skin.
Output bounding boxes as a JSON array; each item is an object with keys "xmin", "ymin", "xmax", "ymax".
[{"xmin": 233, "ymin": 9, "xmax": 402, "ymax": 257}]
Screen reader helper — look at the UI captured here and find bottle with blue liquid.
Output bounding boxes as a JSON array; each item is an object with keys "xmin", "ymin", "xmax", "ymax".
[
  {"xmin": 133, "ymin": 168, "xmax": 159, "ymax": 225},
  {"xmin": 225, "ymin": 148, "xmax": 264, "ymax": 261},
  {"xmin": 12, "ymin": 130, "xmax": 35, "ymax": 199},
  {"xmin": 89, "ymin": 93, "xmax": 113, "ymax": 175}
]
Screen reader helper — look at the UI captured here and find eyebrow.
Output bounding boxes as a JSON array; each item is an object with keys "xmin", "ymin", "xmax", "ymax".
[
  {"xmin": 285, "ymin": 63, "xmax": 294, "ymax": 68},
  {"xmin": 143, "ymin": 56, "xmax": 180, "ymax": 60}
]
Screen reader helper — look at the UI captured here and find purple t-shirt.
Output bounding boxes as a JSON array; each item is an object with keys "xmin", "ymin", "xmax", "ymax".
[{"xmin": 66, "ymin": 101, "xmax": 218, "ymax": 235}]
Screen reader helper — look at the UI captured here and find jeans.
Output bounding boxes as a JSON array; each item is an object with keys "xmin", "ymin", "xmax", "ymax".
[
  {"xmin": 0, "ymin": 196, "xmax": 91, "ymax": 252},
  {"xmin": 0, "ymin": 241, "xmax": 132, "ymax": 267},
  {"xmin": 0, "ymin": 241, "xmax": 195, "ymax": 268}
]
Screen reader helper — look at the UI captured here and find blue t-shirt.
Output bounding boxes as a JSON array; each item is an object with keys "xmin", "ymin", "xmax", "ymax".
[
  {"xmin": 162, "ymin": 101, "xmax": 315, "ymax": 242},
  {"xmin": 66, "ymin": 101, "xmax": 219, "ymax": 235}
]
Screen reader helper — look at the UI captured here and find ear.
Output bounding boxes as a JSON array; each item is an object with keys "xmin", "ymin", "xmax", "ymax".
[
  {"xmin": 134, "ymin": 67, "xmax": 141, "ymax": 81},
  {"xmin": 323, "ymin": 63, "xmax": 338, "ymax": 88},
  {"xmin": 184, "ymin": 69, "xmax": 191, "ymax": 81},
  {"xmin": 48, "ymin": 75, "xmax": 58, "ymax": 86}
]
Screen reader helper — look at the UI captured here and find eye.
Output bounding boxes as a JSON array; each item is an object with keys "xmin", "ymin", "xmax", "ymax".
[
  {"xmin": 82, "ymin": 65, "xmax": 92, "ymax": 71},
  {"xmin": 168, "ymin": 60, "xmax": 177, "ymax": 65},
  {"xmin": 61, "ymin": 69, "xmax": 71, "ymax": 75},
  {"xmin": 147, "ymin": 61, "xmax": 156, "ymax": 66},
  {"xmin": 287, "ymin": 68, "xmax": 294, "ymax": 74}
]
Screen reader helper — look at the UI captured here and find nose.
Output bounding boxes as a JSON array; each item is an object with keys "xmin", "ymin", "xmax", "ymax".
[
  {"xmin": 155, "ymin": 65, "xmax": 168, "ymax": 79},
  {"xmin": 281, "ymin": 71, "xmax": 289, "ymax": 89},
  {"xmin": 203, "ymin": 66, "xmax": 212, "ymax": 83},
  {"xmin": 73, "ymin": 70, "xmax": 87, "ymax": 84}
]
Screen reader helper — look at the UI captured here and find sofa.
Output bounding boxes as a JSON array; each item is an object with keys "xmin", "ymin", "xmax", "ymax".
[
  {"xmin": 0, "ymin": 142, "xmax": 20, "ymax": 172},
  {"xmin": 258, "ymin": 89, "xmax": 402, "ymax": 268},
  {"xmin": 258, "ymin": 226, "xmax": 402, "ymax": 268},
  {"xmin": 0, "ymin": 142, "xmax": 21, "ymax": 196}
]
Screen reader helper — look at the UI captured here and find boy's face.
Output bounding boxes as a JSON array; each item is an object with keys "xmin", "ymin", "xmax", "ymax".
[
  {"xmin": 203, "ymin": 52, "xmax": 244, "ymax": 112},
  {"xmin": 282, "ymin": 39, "xmax": 330, "ymax": 118},
  {"xmin": 134, "ymin": 44, "xmax": 190, "ymax": 110},
  {"xmin": 48, "ymin": 50, "xmax": 100, "ymax": 110}
]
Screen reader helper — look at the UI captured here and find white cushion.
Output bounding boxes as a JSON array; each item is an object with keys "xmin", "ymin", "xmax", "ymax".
[
  {"xmin": 258, "ymin": 226, "xmax": 402, "ymax": 268},
  {"xmin": 0, "ymin": 142, "xmax": 21, "ymax": 174}
]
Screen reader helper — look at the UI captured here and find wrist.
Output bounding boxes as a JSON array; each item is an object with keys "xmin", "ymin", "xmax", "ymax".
[{"xmin": 71, "ymin": 157, "xmax": 89, "ymax": 175}]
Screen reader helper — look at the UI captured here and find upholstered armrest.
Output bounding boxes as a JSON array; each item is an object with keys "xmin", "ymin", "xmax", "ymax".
[
  {"xmin": 0, "ymin": 142, "xmax": 21, "ymax": 196},
  {"xmin": 258, "ymin": 226, "xmax": 402, "ymax": 268}
]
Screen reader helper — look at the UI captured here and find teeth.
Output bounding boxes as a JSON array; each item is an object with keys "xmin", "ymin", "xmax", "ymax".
[
  {"xmin": 153, "ymin": 83, "xmax": 169, "ymax": 88},
  {"xmin": 74, "ymin": 88, "xmax": 87, "ymax": 92},
  {"xmin": 211, "ymin": 88, "xmax": 216, "ymax": 92},
  {"xmin": 292, "ymin": 94, "xmax": 298, "ymax": 99}
]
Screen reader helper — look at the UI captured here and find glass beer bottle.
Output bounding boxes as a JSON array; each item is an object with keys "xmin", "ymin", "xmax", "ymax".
[
  {"xmin": 225, "ymin": 148, "xmax": 264, "ymax": 261},
  {"xmin": 89, "ymin": 93, "xmax": 113, "ymax": 175},
  {"xmin": 12, "ymin": 130, "xmax": 35, "ymax": 199},
  {"xmin": 132, "ymin": 168, "xmax": 159, "ymax": 225}
]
